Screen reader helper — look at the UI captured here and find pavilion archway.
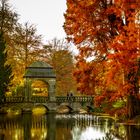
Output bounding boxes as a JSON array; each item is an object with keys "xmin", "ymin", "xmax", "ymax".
[
  {"xmin": 31, "ymin": 79, "xmax": 49, "ymax": 96},
  {"xmin": 24, "ymin": 61, "xmax": 56, "ymax": 102}
]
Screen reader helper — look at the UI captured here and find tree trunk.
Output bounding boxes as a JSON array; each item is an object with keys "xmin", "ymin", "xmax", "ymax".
[
  {"xmin": 126, "ymin": 125, "xmax": 140, "ymax": 140},
  {"xmin": 127, "ymin": 95, "xmax": 140, "ymax": 119},
  {"xmin": 126, "ymin": 64, "xmax": 140, "ymax": 119}
]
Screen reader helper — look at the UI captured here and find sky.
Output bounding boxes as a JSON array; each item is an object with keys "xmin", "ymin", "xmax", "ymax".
[{"xmin": 10, "ymin": 0, "xmax": 67, "ymax": 43}]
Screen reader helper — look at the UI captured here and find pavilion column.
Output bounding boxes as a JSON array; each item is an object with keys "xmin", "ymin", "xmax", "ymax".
[
  {"xmin": 48, "ymin": 79, "xmax": 56, "ymax": 102},
  {"xmin": 24, "ymin": 78, "xmax": 31, "ymax": 102}
]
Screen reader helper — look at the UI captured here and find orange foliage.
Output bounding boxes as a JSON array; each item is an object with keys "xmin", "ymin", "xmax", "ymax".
[{"xmin": 64, "ymin": 0, "xmax": 140, "ymax": 115}]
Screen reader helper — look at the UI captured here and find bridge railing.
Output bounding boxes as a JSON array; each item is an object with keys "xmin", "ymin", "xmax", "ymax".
[
  {"xmin": 31, "ymin": 96, "xmax": 49, "ymax": 103},
  {"xmin": 5, "ymin": 97, "xmax": 24, "ymax": 103},
  {"xmin": 56, "ymin": 96, "xmax": 93, "ymax": 103},
  {"xmin": 5, "ymin": 96, "xmax": 93, "ymax": 103}
]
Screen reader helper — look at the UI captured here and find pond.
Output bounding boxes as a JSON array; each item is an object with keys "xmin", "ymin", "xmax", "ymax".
[{"xmin": 0, "ymin": 113, "xmax": 140, "ymax": 140}]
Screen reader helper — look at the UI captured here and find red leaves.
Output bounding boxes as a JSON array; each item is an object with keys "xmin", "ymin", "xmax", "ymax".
[{"xmin": 64, "ymin": 0, "xmax": 140, "ymax": 116}]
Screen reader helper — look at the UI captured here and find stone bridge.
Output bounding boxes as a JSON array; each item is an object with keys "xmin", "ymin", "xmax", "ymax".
[
  {"xmin": 1, "ymin": 61, "xmax": 94, "ymax": 113},
  {"xmin": 2, "ymin": 96, "xmax": 94, "ymax": 113}
]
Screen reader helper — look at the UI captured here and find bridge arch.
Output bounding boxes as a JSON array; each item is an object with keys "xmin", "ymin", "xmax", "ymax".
[
  {"xmin": 32, "ymin": 104, "xmax": 50, "ymax": 112},
  {"xmin": 24, "ymin": 61, "xmax": 56, "ymax": 102},
  {"xmin": 56, "ymin": 103, "xmax": 73, "ymax": 113},
  {"xmin": 56, "ymin": 102, "xmax": 90, "ymax": 113}
]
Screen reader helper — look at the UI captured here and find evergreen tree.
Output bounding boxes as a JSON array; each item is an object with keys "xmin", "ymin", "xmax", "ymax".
[{"xmin": 0, "ymin": 32, "xmax": 13, "ymax": 103}]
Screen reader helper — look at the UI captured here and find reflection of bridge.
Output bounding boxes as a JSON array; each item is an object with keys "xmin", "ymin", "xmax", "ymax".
[
  {"xmin": 0, "ymin": 114, "xmax": 102, "ymax": 140},
  {"xmin": 0, "ymin": 114, "xmax": 96, "ymax": 130},
  {"xmin": 2, "ymin": 96, "xmax": 94, "ymax": 112}
]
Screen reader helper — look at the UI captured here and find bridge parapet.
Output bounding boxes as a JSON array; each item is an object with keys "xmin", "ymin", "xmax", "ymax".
[
  {"xmin": 2, "ymin": 96, "xmax": 94, "ymax": 112},
  {"xmin": 56, "ymin": 96, "xmax": 93, "ymax": 103},
  {"xmin": 5, "ymin": 96, "xmax": 93, "ymax": 104},
  {"xmin": 31, "ymin": 96, "xmax": 49, "ymax": 103},
  {"xmin": 74, "ymin": 96, "xmax": 93, "ymax": 102},
  {"xmin": 6, "ymin": 97, "xmax": 24, "ymax": 103}
]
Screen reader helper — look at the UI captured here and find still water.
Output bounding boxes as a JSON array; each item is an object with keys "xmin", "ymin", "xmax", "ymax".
[{"xmin": 0, "ymin": 113, "xmax": 140, "ymax": 140}]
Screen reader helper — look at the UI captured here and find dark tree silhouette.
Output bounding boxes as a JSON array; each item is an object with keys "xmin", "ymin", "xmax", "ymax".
[{"xmin": 0, "ymin": 32, "xmax": 13, "ymax": 103}]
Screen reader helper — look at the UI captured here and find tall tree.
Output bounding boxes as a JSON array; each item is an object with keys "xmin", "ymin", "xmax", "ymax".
[
  {"xmin": 64, "ymin": 0, "xmax": 140, "ymax": 118},
  {"xmin": 0, "ymin": 0, "xmax": 18, "ymax": 33},
  {"xmin": 0, "ymin": 0, "xmax": 18, "ymax": 57},
  {"xmin": 0, "ymin": 0, "xmax": 19, "ymax": 88},
  {"xmin": 11, "ymin": 22, "xmax": 43, "ymax": 85},
  {"xmin": 0, "ymin": 0, "xmax": 19, "ymax": 62},
  {"xmin": 0, "ymin": 32, "xmax": 13, "ymax": 103},
  {"xmin": 0, "ymin": 0, "xmax": 44, "ymax": 93},
  {"xmin": 13, "ymin": 22, "xmax": 42, "ymax": 68},
  {"xmin": 43, "ymin": 38, "xmax": 77, "ymax": 95}
]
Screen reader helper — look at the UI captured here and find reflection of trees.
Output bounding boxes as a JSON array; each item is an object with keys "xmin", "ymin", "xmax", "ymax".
[
  {"xmin": 101, "ymin": 123, "xmax": 126, "ymax": 140},
  {"xmin": 101, "ymin": 132, "xmax": 124, "ymax": 140},
  {"xmin": 101, "ymin": 132, "xmax": 114, "ymax": 140},
  {"xmin": 102, "ymin": 124, "xmax": 140, "ymax": 140},
  {"xmin": 126, "ymin": 125, "xmax": 140, "ymax": 140},
  {"xmin": 56, "ymin": 114, "xmax": 118, "ymax": 140},
  {"xmin": 0, "ymin": 114, "xmax": 140, "ymax": 140},
  {"xmin": 0, "ymin": 114, "xmax": 48, "ymax": 140}
]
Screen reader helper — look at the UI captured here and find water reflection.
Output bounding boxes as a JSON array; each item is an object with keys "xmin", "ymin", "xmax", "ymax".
[{"xmin": 0, "ymin": 113, "xmax": 140, "ymax": 140}]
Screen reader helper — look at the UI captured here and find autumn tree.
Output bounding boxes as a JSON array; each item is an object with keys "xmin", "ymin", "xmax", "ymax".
[
  {"xmin": 14, "ymin": 22, "xmax": 42, "ymax": 68},
  {"xmin": 0, "ymin": 32, "xmax": 13, "ymax": 103},
  {"xmin": 0, "ymin": 0, "xmax": 44, "ymax": 95},
  {"xmin": 0, "ymin": 0, "xmax": 20, "ymax": 88},
  {"xmin": 11, "ymin": 22, "xmax": 43, "ymax": 85},
  {"xmin": 43, "ymin": 38, "xmax": 77, "ymax": 95},
  {"xmin": 0, "ymin": 0, "xmax": 18, "ymax": 60},
  {"xmin": 64, "ymin": 0, "xmax": 122, "ymax": 104},
  {"xmin": 64, "ymin": 0, "xmax": 140, "ymax": 118},
  {"xmin": 0, "ymin": 0, "xmax": 18, "ymax": 33}
]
